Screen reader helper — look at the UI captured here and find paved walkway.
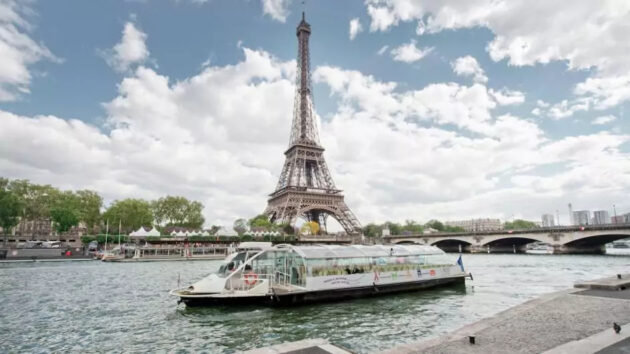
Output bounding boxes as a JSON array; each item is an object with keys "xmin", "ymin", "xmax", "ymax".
[
  {"xmin": 241, "ymin": 338, "xmax": 352, "ymax": 354},
  {"xmin": 386, "ymin": 274, "xmax": 630, "ymax": 354}
]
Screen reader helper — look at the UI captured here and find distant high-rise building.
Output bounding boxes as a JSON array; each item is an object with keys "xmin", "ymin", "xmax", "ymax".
[
  {"xmin": 572, "ymin": 210, "xmax": 591, "ymax": 225},
  {"xmin": 541, "ymin": 214, "xmax": 555, "ymax": 227},
  {"xmin": 612, "ymin": 213, "xmax": 630, "ymax": 224},
  {"xmin": 592, "ymin": 210, "xmax": 610, "ymax": 225},
  {"xmin": 568, "ymin": 203, "xmax": 573, "ymax": 225}
]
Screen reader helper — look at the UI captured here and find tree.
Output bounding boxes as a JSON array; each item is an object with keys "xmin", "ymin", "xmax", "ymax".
[
  {"xmin": 103, "ymin": 199, "xmax": 153, "ymax": 233},
  {"xmin": 50, "ymin": 191, "xmax": 81, "ymax": 234},
  {"xmin": 249, "ymin": 214, "xmax": 272, "ymax": 229},
  {"xmin": 76, "ymin": 190, "xmax": 102, "ymax": 233},
  {"xmin": 425, "ymin": 220, "xmax": 445, "ymax": 231},
  {"xmin": 8, "ymin": 180, "xmax": 59, "ymax": 220},
  {"xmin": 233, "ymin": 218, "xmax": 248, "ymax": 235},
  {"xmin": 50, "ymin": 206, "xmax": 80, "ymax": 234},
  {"xmin": 0, "ymin": 189, "xmax": 22, "ymax": 246},
  {"xmin": 383, "ymin": 221, "xmax": 402, "ymax": 235},
  {"xmin": 504, "ymin": 219, "xmax": 538, "ymax": 230},
  {"xmin": 152, "ymin": 196, "xmax": 205, "ymax": 229},
  {"xmin": 401, "ymin": 220, "xmax": 423, "ymax": 234},
  {"xmin": 362, "ymin": 223, "xmax": 383, "ymax": 238},
  {"xmin": 300, "ymin": 221, "xmax": 320, "ymax": 235},
  {"xmin": 209, "ymin": 225, "xmax": 221, "ymax": 235}
]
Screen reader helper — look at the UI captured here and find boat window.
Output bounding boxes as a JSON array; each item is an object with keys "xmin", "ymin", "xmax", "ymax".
[{"xmin": 217, "ymin": 252, "xmax": 247, "ymax": 277}]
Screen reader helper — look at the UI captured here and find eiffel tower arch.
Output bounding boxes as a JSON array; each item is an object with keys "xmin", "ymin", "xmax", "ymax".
[{"xmin": 264, "ymin": 13, "xmax": 362, "ymax": 235}]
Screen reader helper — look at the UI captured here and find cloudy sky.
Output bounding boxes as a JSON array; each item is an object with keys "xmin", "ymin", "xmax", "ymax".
[{"xmin": 1, "ymin": 0, "xmax": 629, "ymax": 229}]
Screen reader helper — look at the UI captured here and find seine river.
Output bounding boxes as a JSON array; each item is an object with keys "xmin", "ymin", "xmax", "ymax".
[{"xmin": 1, "ymin": 253, "xmax": 629, "ymax": 353}]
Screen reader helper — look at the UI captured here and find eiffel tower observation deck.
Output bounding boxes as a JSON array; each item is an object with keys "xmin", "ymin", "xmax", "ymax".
[{"xmin": 264, "ymin": 12, "xmax": 362, "ymax": 235}]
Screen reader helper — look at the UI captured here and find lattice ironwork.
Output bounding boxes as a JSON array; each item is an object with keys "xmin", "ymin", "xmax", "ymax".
[{"xmin": 264, "ymin": 12, "xmax": 362, "ymax": 235}]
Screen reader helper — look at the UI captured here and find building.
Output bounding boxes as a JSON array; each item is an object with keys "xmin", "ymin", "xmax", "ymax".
[
  {"xmin": 572, "ymin": 210, "xmax": 591, "ymax": 225},
  {"xmin": 592, "ymin": 210, "xmax": 610, "ymax": 225},
  {"xmin": 541, "ymin": 214, "xmax": 555, "ymax": 227},
  {"xmin": 444, "ymin": 218, "xmax": 503, "ymax": 232},
  {"xmin": 612, "ymin": 213, "xmax": 630, "ymax": 224}
]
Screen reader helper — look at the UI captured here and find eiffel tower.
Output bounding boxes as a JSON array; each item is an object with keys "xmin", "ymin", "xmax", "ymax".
[{"xmin": 264, "ymin": 12, "xmax": 362, "ymax": 235}]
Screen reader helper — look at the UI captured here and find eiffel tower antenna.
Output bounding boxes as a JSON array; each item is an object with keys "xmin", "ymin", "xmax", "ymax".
[{"xmin": 264, "ymin": 12, "xmax": 362, "ymax": 235}]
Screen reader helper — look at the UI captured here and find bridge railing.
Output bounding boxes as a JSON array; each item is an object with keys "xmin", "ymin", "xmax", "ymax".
[{"xmin": 382, "ymin": 222, "xmax": 630, "ymax": 239}]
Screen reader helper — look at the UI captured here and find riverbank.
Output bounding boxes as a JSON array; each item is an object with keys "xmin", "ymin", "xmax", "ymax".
[{"xmin": 386, "ymin": 274, "xmax": 630, "ymax": 353}]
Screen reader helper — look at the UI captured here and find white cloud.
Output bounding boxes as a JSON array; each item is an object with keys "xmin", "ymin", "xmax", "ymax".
[
  {"xmin": 0, "ymin": 0, "xmax": 58, "ymax": 101},
  {"xmin": 451, "ymin": 55, "xmax": 487, "ymax": 83},
  {"xmin": 261, "ymin": 0, "xmax": 292, "ymax": 22},
  {"xmin": 377, "ymin": 45, "xmax": 389, "ymax": 55},
  {"xmin": 390, "ymin": 40, "xmax": 433, "ymax": 63},
  {"xmin": 1, "ymin": 47, "xmax": 297, "ymax": 226},
  {"xmin": 349, "ymin": 18, "xmax": 363, "ymax": 40},
  {"xmin": 489, "ymin": 88, "xmax": 525, "ymax": 106},
  {"xmin": 575, "ymin": 74, "xmax": 630, "ymax": 110},
  {"xmin": 105, "ymin": 22, "xmax": 150, "ymax": 72},
  {"xmin": 364, "ymin": 0, "xmax": 630, "ymax": 109},
  {"xmin": 2, "ymin": 33, "xmax": 629, "ymax": 227},
  {"xmin": 547, "ymin": 99, "xmax": 589, "ymax": 120},
  {"xmin": 592, "ymin": 115, "xmax": 617, "ymax": 125},
  {"xmin": 313, "ymin": 65, "xmax": 630, "ymax": 222}
]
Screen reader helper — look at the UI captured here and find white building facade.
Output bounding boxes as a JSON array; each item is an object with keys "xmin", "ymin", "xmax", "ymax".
[
  {"xmin": 444, "ymin": 218, "xmax": 503, "ymax": 232},
  {"xmin": 572, "ymin": 210, "xmax": 591, "ymax": 225},
  {"xmin": 592, "ymin": 210, "xmax": 610, "ymax": 225}
]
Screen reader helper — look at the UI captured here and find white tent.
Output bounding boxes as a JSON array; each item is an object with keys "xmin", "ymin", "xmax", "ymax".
[
  {"xmin": 146, "ymin": 227, "xmax": 160, "ymax": 237},
  {"xmin": 170, "ymin": 230, "xmax": 178, "ymax": 236},
  {"xmin": 129, "ymin": 227, "xmax": 148, "ymax": 238},
  {"xmin": 176, "ymin": 231, "xmax": 186, "ymax": 237},
  {"xmin": 201, "ymin": 230, "xmax": 210, "ymax": 236}
]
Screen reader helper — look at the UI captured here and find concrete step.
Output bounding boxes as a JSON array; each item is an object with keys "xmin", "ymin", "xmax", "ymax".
[{"xmin": 574, "ymin": 273, "xmax": 630, "ymax": 291}]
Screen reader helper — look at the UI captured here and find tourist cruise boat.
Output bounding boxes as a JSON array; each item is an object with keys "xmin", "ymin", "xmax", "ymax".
[{"xmin": 170, "ymin": 244, "xmax": 468, "ymax": 306}]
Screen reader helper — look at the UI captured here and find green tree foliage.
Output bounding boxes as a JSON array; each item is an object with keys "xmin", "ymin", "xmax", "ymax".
[
  {"xmin": 103, "ymin": 199, "xmax": 153, "ymax": 233},
  {"xmin": 362, "ymin": 223, "xmax": 383, "ymax": 237},
  {"xmin": 49, "ymin": 191, "xmax": 81, "ymax": 233},
  {"xmin": 0, "ymin": 189, "xmax": 22, "ymax": 245},
  {"xmin": 383, "ymin": 221, "xmax": 402, "ymax": 235},
  {"xmin": 248, "ymin": 214, "xmax": 272, "ymax": 230},
  {"xmin": 76, "ymin": 190, "xmax": 102, "ymax": 232},
  {"xmin": 504, "ymin": 219, "xmax": 538, "ymax": 230},
  {"xmin": 233, "ymin": 218, "xmax": 248, "ymax": 235},
  {"xmin": 151, "ymin": 196, "xmax": 205, "ymax": 229},
  {"xmin": 425, "ymin": 220, "xmax": 445, "ymax": 231},
  {"xmin": 8, "ymin": 180, "xmax": 59, "ymax": 220},
  {"xmin": 401, "ymin": 220, "xmax": 423, "ymax": 234}
]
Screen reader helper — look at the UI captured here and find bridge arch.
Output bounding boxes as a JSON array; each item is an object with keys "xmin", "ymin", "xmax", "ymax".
[
  {"xmin": 561, "ymin": 233, "xmax": 630, "ymax": 252},
  {"xmin": 394, "ymin": 240, "xmax": 419, "ymax": 245},
  {"xmin": 431, "ymin": 238, "xmax": 473, "ymax": 253},
  {"xmin": 481, "ymin": 236, "xmax": 549, "ymax": 253}
]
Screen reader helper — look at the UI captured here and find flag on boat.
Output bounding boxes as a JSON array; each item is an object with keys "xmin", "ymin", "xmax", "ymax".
[{"xmin": 456, "ymin": 255, "xmax": 464, "ymax": 272}]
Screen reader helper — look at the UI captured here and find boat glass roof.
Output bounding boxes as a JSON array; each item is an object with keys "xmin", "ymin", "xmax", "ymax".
[{"xmin": 288, "ymin": 244, "xmax": 444, "ymax": 259}]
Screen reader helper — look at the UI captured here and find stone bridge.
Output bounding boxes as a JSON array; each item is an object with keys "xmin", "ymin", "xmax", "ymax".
[{"xmin": 383, "ymin": 224, "xmax": 630, "ymax": 254}]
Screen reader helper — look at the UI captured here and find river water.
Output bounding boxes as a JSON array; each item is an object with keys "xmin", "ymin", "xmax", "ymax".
[{"xmin": 1, "ymin": 253, "xmax": 629, "ymax": 353}]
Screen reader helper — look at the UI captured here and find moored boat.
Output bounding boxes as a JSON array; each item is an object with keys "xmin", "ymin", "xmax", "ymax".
[
  {"xmin": 525, "ymin": 242, "xmax": 554, "ymax": 254},
  {"xmin": 170, "ymin": 244, "xmax": 468, "ymax": 306}
]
